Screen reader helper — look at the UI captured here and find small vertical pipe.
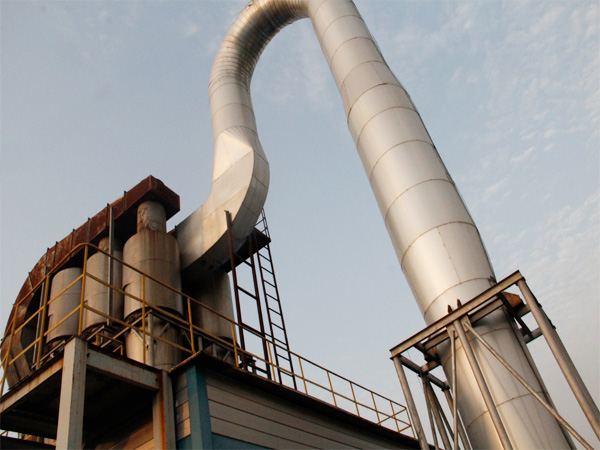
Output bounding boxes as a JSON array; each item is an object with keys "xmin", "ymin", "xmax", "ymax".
[
  {"xmin": 78, "ymin": 245, "xmax": 89, "ymax": 335},
  {"xmin": 32, "ymin": 251, "xmax": 50, "ymax": 365},
  {"xmin": 393, "ymin": 356, "xmax": 430, "ymax": 450},
  {"xmin": 141, "ymin": 274, "xmax": 146, "ymax": 366},
  {"xmin": 36, "ymin": 274, "xmax": 52, "ymax": 369},
  {"xmin": 107, "ymin": 206, "xmax": 115, "ymax": 325},
  {"xmin": 453, "ymin": 318, "xmax": 513, "ymax": 450},
  {"xmin": 517, "ymin": 279, "xmax": 600, "ymax": 440}
]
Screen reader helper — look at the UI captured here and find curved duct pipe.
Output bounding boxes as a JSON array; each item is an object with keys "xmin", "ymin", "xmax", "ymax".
[{"xmin": 174, "ymin": 0, "xmax": 569, "ymax": 448}]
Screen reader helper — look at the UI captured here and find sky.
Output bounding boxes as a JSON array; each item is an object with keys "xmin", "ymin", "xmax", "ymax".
[{"xmin": 1, "ymin": 0, "xmax": 598, "ymax": 446}]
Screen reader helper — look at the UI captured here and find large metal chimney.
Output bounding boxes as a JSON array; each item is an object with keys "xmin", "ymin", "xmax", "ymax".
[{"xmin": 171, "ymin": 0, "xmax": 572, "ymax": 447}]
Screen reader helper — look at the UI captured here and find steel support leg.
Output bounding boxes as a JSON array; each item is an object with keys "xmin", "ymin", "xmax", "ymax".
[
  {"xmin": 393, "ymin": 356, "xmax": 429, "ymax": 450},
  {"xmin": 442, "ymin": 388, "xmax": 471, "ymax": 450},
  {"xmin": 453, "ymin": 319, "xmax": 513, "ymax": 450},
  {"xmin": 463, "ymin": 321, "xmax": 594, "ymax": 450},
  {"xmin": 517, "ymin": 279, "xmax": 600, "ymax": 440},
  {"xmin": 423, "ymin": 378, "xmax": 452, "ymax": 450},
  {"xmin": 56, "ymin": 338, "xmax": 87, "ymax": 450},
  {"xmin": 153, "ymin": 370, "xmax": 176, "ymax": 449}
]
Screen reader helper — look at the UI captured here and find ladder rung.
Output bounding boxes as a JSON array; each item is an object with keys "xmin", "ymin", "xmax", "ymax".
[
  {"xmin": 271, "ymin": 325, "xmax": 285, "ymax": 335},
  {"xmin": 252, "ymin": 366, "xmax": 270, "ymax": 376},
  {"xmin": 275, "ymin": 353, "xmax": 291, "ymax": 362},
  {"xmin": 238, "ymin": 287, "xmax": 259, "ymax": 300},
  {"xmin": 273, "ymin": 336, "xmax": 286, "ymax": 345},
  {"xmin": 241, "ymin": 324, "xmax": 263, "ymax": 336},
  {"xmin": 267, "ymin": 308, "xmax": 282, "ymax": 317},
  {"xmin": 263, "ymin": 280, "xmax": 276, "ymax": 288},
  {"xmin": 261, "ymin": 267, "xmax": 274, "ymax": 276},
  {"xmin": 266, "ymin": 294, "xmax": 279, "ymax": 302}
]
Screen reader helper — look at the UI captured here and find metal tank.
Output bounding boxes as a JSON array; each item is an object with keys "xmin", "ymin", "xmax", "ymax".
[
  {"xmin": 83, "ymin": 237, "xmax": 124, "ymax": 331},
  {"xmin": 172, "ymin": 0, "xmax": 571, "ymax": 447},
  {"xmin": 123, "ymin": 201, "xmax": 183, "ymax": 370},
  {"xmin": 46, "ymin": 267, "xmax": 82, "ymax": 343},
  {"xmin": 188, "ymin": 269, "xmax": 236, "ymax": 361}
]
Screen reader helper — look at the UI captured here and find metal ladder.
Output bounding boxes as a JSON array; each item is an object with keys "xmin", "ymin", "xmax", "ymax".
[
  {"xmin": 225, "ymin": 211, "xmax": 272, "ymax": 380},
  {"xmin": 254, "ymin": 210, "xmax": 297, "ymax": 389},
  {"xmin": 225, "ymin": 210, "xmax": 296, "ymax": 388}
]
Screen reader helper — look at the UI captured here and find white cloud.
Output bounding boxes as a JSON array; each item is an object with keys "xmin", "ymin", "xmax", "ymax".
[
  {"xmin": 510, "ymin": 146, "xmax": 535, "ymax": 163},
  {"xmin": 482, "ymin": 177, "xmax": 511, "ymax": 203},
  {"xmin": 182, "ymin": 22, "xmax": 199, "ymax": 38},
  {"xmin": 521, "ymin": 131, "xmax": 536, "ymax": 140}
]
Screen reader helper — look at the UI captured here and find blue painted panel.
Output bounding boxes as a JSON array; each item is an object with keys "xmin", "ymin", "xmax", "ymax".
[
  {"xmin": 186, "ymin": 365, "xmax": 214, "ymax": 449},
  {"xmin": 177, "ymin": 435, "xmax": 193, "ymax": 450}
]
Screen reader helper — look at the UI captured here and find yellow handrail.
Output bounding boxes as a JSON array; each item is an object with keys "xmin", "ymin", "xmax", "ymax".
[{"xmin": 0, "ymin": 243, "xmax": 413, "ymax": 436}]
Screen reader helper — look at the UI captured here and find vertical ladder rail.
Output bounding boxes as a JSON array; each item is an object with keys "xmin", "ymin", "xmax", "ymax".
[
  {"xmin": 247, "ymin": 235, "xmax": 273, "ymax": 380},
  {"xmin": 225, "ymin": 211, "xmax": 248, "ymax": 370}
]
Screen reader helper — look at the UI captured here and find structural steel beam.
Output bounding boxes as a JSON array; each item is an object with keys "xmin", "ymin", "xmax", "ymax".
[
  {"xmin": 87, "ymin": 349, "xmax": 159, "ymax": 391},
  {"xmin": 0, "ymin": 357, "xmax": 63, "ymax": 414},
  {"xmin": 153, "ymin": 371, "xmax": 176, "ymax": 449},
  {"xmin": 56, "ymin": 338, "xmax": 87, "ymax": 450}
]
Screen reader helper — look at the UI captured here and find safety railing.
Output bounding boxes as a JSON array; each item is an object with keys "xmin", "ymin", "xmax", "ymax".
[{"xmin": 0, "ymin": 243, "xmax": 413, "ymax": 436}]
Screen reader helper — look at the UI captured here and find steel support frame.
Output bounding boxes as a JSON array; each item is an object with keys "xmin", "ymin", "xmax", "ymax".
[
  {"xmin": 153, "ymin": 371, "xmax": 176, "ymax": 449},
  {"xmin": 517, "ymin": 280, "xmax": 600, "ymax": 440},
  {"xmin": 56, "ymin": 338, "xmax": 87, "ymax": 450},
  {"xmin": 390, "ymin": 271, "xmax": 598, "ymax": 450}
]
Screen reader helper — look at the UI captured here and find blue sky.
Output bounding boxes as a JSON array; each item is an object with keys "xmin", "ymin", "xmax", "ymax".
[{"xmin": 1, "ymin": 0, "xmax": 598, "ymax": 445}]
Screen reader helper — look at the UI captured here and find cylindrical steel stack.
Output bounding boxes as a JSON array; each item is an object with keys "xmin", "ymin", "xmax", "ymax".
[
  {"xmin": 193, "ymin": 1, "xmax": 572, "ymax": 447},
  {"xmin": 189, "ymin": 268, "xmax": 235, "ymax": 360},
  {"xmin": 123, "ymin": 201, "xmax": 183, "ymax": 370},
  {"xmin": 47, "ymin": 267, "xmax": 82, "ymax": 343},
  {"xmin": 83, "ymin": 237, "xmax": 124, "ymax": 332}
]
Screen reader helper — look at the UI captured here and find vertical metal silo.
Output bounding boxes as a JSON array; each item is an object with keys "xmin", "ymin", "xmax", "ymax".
[
  {"xmin": 47, "ymin": 267, "xmax": 82, "ymax": 343},
  {"xmin": 83, "ymin": 237, "xmax": 124, "ymax": 332},
  {"xmin": 123, "ymin": 201, "xmax": 183, "ymax": 370},
  {"xmin": 188, "ymin": 268, "xmax": 235, "ymax": 360}
]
